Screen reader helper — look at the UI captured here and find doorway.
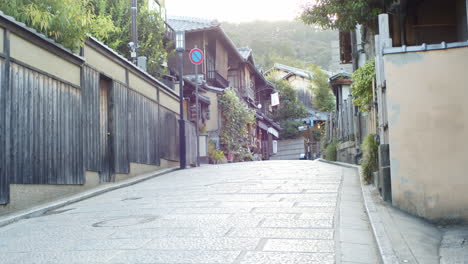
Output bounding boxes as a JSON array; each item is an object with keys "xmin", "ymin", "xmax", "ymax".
[{"xmin": 99, "ymin": 75, "xmax": 114, "ymax": 182}]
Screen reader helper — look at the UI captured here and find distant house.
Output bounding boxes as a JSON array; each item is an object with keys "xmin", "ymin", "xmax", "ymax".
[
  {"xmin": 265, "ymin": 63, "xmax": 331, "ymax": 158},
  {"xmin": 167, "ymin": 17, "xmax": 280, "ymax": 161}
]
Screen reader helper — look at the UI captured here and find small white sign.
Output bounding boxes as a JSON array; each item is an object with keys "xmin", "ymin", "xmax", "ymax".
[{"xmin": 271, "ymin": 92, "xmax": 280, "ymax": 107}]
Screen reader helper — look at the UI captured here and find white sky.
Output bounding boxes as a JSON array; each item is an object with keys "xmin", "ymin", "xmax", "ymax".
[{"xmin": 165, "ymin": 0, "xmax": 310, "ymax": 23}]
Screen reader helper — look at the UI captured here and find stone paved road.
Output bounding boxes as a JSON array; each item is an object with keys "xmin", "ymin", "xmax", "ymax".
[{"xmin": 0, "ymin": 160, "xmax": 378, "ymax": 264}]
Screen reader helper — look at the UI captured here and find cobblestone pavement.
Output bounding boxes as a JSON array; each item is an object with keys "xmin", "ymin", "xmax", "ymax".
[{"xmin": 0, "ymin": 160, "xmax": 377, "ymax": 264}]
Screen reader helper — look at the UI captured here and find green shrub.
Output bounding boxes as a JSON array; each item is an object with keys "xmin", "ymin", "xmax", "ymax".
[
  {"xmin": 324, "ymin": 141, "xmax": 338, "ymax": 161},
  {"xmin": 279, "ymin": 120, "xmax": 303, "ymax": 139},
  {"xmin": 361, "ymin": 134, "xmax": 378, "ymax": 184},
  {"xmin": 208, "ymin": 140, "xmax": 227, "ymax": 164}
]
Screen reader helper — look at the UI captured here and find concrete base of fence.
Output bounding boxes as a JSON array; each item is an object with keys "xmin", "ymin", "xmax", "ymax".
[
  {"xmin": 336, "ymin": 140, "xmax": 358, "ymax": 164},
  {"xmin": 0, "ymin": 166, "xmax": 179, "ymax": 227}
]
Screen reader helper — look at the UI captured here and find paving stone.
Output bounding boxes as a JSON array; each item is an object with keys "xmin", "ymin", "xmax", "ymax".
[
  {"xmin": 0, "ymin": 161, "xmax": 378, "ymax": 263},
  {"xmin": 263, "ymin": 239, "xmax": 335, "ymax": 253},
  {"xmin": 143, "ymin": 237, "xmax": 260, "ymax": 250},
  {"xmin": 2, "ymin": 250, "xmax": 123, "ymax": 264},
  {"xmin": 108, "ymin": 249, "xmax": 240, "ymax": 263},
  {"xmin": 239, "ymin": 251, "xmax": 335, "ymax": 264},
  {"xmin": 261, "ymin": 218, "xmax": 333, "ymax": 228},
  {"xmin": 229, "ymin": 227, "xmax": 334, "ymax": 239}
]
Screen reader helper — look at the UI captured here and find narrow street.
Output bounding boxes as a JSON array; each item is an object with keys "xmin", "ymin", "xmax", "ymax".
[{"xmin": 0, "ymin": 161, "xmax": 378, "ymax": 264}]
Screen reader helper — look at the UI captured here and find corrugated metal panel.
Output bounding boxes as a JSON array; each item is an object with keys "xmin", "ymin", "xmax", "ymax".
[
  {"xmin": 128, "ymin": 89, "xmax": 160, "ymax": 165},
  {"xmin": 0, "ymin": 58, "xmax": 8, "ymax": 204},
  {"xmin": 112, "ymin": 82, "xmax": 129, "ymax": 174},
  {"xmin": 8, "ymin": 62, "xmax": 84, "ymax": 185}
]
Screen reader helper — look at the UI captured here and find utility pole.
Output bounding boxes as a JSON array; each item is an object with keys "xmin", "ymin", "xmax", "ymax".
[
  {"xmin": 176, "ymin": 31, "xmax": 187, "ymax": 169},
  {"xmin": 130, "ymin": 0, "xmax": 138, "ymax": 64}
]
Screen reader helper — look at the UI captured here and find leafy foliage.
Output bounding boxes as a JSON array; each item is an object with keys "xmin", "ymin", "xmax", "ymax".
[
  {"xmin": 0, "ymin": 0, "xmax": 116, "ymax": 51},
  {"xmin": 279, "ymin": 120, "xmax": 304, "ymax": 139},
  {"xmin": 300, "ymin": 0, "xmax": 381, "ymax": 31},
  {"xmin": 0, "ymin": 0, "xmax": 170, "ymax": 75},
  {"xmin": 219, "ymin": 88, "xmax": 256, "ymax": 158},
  {"xmin": 310, "ymin": 66, "xmax": 335, "ymax": 112},
  {"xmin": 324, "ymin": 141, "xmax": 338, "ymax": 161},
  {"xmin": 268, "ymin": 78, "xmax": 308, "ymax": 122},
  {"xmin": 208, "ymin": 141, "xmax": 227, "ymax": 164},
  {"xmin": 361, "ymin": 134, "xmax": 378, "ymax": 184},
  {"xmin": 92, "ymin": 0, "xmax": 171, "ymax": 76},
  {"xmin": 222, "ymin": 21, "xmax": 337, "ymax": 70},
  {"xmin": 351, "ymin": 59, "xmax": 375, "ymax": 112}
]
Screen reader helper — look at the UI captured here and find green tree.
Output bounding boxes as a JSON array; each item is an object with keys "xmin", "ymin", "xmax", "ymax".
[
  {"xmin": 300, "ymin": 0, "xmax": 381, "ymax": 31},
  {"xmin": 92, "ymin": 0, "xmax": 171, "ymax": 76},
  {"xmin": 222, "ymin": 21, "xmax": 337, "ymax": 70},
  {"xmin": 310, "ymin": 66, "xmax": 335, "ymax": 112},
  {"xmin": 0, "ymin": 0, "xmax": 116, "ymax": 51},
  {"xmin": 219, "ymin": 88, "xmax": 256, "ymax": 158},
  {"xmin": 267, "ymin": 78, "xmax": 308, "ymax": 139},
  {"xmin": 351, "ymin": 59, "xmax": 375, "ymax": 112},
  {"xmin": 268, "ymin": 79, "xmax": 308, "ymax": 121},
  {"xmin": 0, "ymin": 0, "xmax": 170, "ymax": 76}
]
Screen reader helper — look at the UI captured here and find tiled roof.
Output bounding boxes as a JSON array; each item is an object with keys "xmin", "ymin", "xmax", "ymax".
[
  {"xmin": 167, "ymin": 16, "xmax": 220, "ymax": 32},
  {"xmin": 268, "ymin": 63, "xmax": 333, "ymax": 79},
  {"xmin": 237, "ymin": 47, "xmax": 252, "ymax": 60}
]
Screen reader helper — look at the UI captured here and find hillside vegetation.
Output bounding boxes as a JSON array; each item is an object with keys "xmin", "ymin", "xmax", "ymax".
[{"xmin": 222, "ymin": 20, "xmax": 337, "ymax": 70}]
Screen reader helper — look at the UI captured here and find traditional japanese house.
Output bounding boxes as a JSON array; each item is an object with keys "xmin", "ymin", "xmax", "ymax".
[
  {"xmin": 336, "ymin": 0, "xmax": 468, "ymax": 222},
  {"xmin": 167, "ymin": 17, "xmax": 280, "ymax": 161}
]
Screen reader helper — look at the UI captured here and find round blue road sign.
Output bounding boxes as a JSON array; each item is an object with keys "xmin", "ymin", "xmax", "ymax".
[{"xmin": 189, "ymin": 48, "xmax": 204, "ymax": 65}]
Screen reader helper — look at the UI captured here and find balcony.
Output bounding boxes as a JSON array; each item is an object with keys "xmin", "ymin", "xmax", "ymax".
[
  {"xmin": 164, "ymin": 22, "xmax": 175, "ymax": 45},
  {"xmin": 207, "ymin": 70, "xmax": 229, "ymax": 88}
]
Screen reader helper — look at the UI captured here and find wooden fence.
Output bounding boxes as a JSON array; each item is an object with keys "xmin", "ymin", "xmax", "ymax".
[
  {"xmin": 0, "ymin": 20, "xmax": 180, "ymax": 204},
  {"xmin": 326, "ymin": 94, "xmax": 377, "ymax": 146}
]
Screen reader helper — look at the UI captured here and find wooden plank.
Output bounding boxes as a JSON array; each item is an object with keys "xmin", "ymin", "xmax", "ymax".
[{"xmin": 0, "ymin": 57, "xmax": 7, "ymax": 203}]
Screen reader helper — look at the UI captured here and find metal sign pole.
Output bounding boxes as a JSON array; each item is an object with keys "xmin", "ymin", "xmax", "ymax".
[
  {"xmin": 195, "ymin": 57, "xmax": 200, "ymax": 167},
  {"xmin": 188, "ymin": 46, "xmax": 203, "ymax": 167}
]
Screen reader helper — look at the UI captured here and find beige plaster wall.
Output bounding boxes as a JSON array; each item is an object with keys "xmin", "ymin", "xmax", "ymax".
[
  {"xmin": 0, "ymin": 27, "xmax": 4, "ymax": 52},
  {"xmin": 385, "ymin": 47, "xmax": 468, "ymax": 222},
  {"xmin": 83, "ymin": 44, "xmax": 126, "ymax": 84},
  {"xmin": 288, "ymin": 76, "xmax": 310, "ymax": 90},
  {"xmin": 128, "ymin": 72, "xmax": 157, "ymax": 101},
  {"xmin": 10, "ymin": 34, "xmax": 80, "ymax": 86},
  {"xmin": 159, "ymin": 91, "xmax": 180, "ymax": 114},
  {"xmin": 205, "ymin": 91, "xmax": 219, "ymax": 131}
]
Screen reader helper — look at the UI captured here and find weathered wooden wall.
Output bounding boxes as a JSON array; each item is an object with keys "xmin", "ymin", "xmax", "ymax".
[
  {"xmin": 82, "ymin": 66, "xmax": 101, "ymax": 173},
  {"xmin": 112, "ymin": 81, "xmax": 129, "ymax": 174},
  {"xmin": 8, "ymin": 62, "xmax": 84, "ymax": 185},
  {"xmin": 159, "ymin": 107, "xmax": 179, "ymax": 162},
  {"xmin": 0, "ymin": 35, "xmax": 180, "ymax": 205},
  {"xmin": 0, "ymin": 57, "xmax": 8, "ymax": 204},
  {"xmin": 128, "ymin": 88, "xmax": 160, "ymax": 166}
]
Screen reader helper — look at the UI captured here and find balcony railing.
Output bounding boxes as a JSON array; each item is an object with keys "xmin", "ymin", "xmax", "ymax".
[
  {"xmin": 164, "ymin": 22, "xmax": 175, "ymax": 44},
  {"xmin": 207, "ymin": 70, "xmax": 229, "ymax": 88}
]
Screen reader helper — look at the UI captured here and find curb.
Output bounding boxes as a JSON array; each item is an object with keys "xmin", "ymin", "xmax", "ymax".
[
  {"xmin": 318, "ymin": 159, "xmax": 400, "ymax": 264},
  {"xmin": 0, "ymin": 168, "xmax": 179, "ymax": 228}
]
